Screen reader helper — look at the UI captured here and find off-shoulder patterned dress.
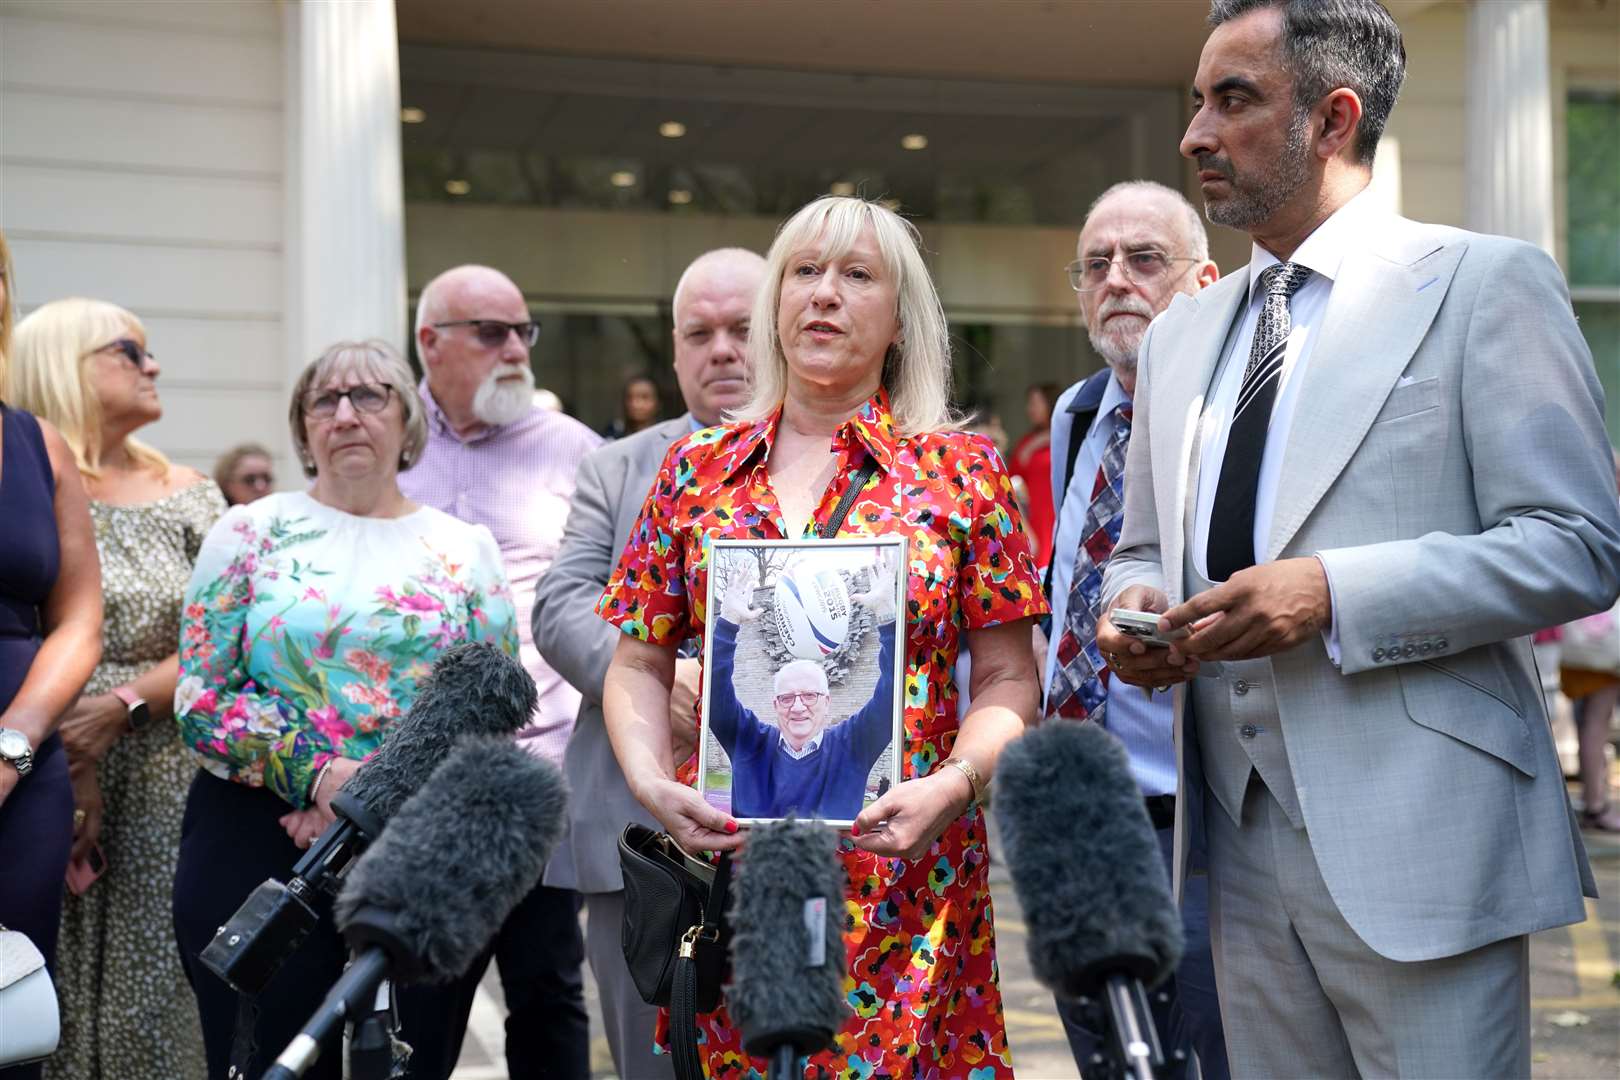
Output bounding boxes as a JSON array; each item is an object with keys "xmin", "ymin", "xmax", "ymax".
[
  {"xmin": 598, "ymin": 390, "xmax": 1047, "ymax": 1080},
  {"xmin": 49, "ymin": 479, "xmax": 224, "ymax": 1080}
]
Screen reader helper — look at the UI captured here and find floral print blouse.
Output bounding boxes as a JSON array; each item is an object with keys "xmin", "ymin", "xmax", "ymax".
[
  {"xmin": 598, "ymin": 389, "xmax": 1046, "ymax": 1078},
  {"xmin": 177, "ymin": 491, "xmax": 519, "ymax": 808}
]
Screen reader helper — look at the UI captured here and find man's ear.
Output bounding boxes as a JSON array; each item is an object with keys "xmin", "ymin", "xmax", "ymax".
[
  {"xmin": 416, "ymin": 326, "xmax": 437, "ymax": 369},
  {"xmin": 1315, "ymin": 87, "xmax": 1364, "ymax": 163},
  {"xmin": 1194, "ymin": 260, "xmax": 1220, "ymax": 289}
]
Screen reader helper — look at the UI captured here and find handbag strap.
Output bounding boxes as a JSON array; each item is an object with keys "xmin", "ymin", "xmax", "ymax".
[
  {"xmin": 668, "ymin": 851, "xmax": 731, "ymax": 1080},
  {"xmin": 820, "ymin": 454, "xmax": 878, "ymax": 540}
]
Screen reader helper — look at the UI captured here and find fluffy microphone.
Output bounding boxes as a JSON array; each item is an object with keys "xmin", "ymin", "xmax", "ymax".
[
  {"xmin": 264, "ymin": 736, "xmax": 567, "ymax": 1078},
  {"xmin": 199, "ymin": 642, "xmax": 535, "ymax": 995},
  {"xmin": 996, "ymin": 721, "xmax": 1184, "ymax": 1080},
  {"xmin": 727, "ymin": 818, "xmax": 848, "ymax": 1080}
]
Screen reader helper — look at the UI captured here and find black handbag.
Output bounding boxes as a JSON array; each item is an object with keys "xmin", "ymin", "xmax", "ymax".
[{"xmin": 618, "ymin": 825, "xmax": 732, "ymax": 1080}]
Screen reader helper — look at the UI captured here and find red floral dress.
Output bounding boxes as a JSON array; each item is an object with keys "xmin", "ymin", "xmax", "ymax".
[{"xmin": 597, "ymin": 390, "xmax": 1046, "ymax": 1079}]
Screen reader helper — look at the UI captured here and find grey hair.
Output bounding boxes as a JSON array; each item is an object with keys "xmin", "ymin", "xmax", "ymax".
[
  {"xmin": 288, "ymin": 339, "xmax": 427, "ymax": 478},
  {"xmin": 1085, "ymin": 181, "xmax": 1211, "ymax": 262},
  {"xmin": 1208, "ymin": 0, "xmax": 1405, "ymax": 166},
  {"xmin": 733, "ymin": 196, "xmax": 961, "ymax": 437},
  {"xmin": 773, "ymin": 659, "xmax": 830, "ymax": 697}
]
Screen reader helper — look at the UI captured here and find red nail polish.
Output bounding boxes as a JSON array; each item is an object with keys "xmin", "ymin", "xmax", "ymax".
[
  {"xmin": 724, "ymin": 820, "xmax": 738, "ymax": 834},
  {"xmin": 849, "ymin": 824, "xmax": 861, "ymax": 837}
]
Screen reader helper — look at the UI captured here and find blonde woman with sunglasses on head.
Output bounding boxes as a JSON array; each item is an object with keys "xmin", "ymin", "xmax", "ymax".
[{"xmin": 10, "ymin": 297, "xmax": 223, "ymax": 1080}]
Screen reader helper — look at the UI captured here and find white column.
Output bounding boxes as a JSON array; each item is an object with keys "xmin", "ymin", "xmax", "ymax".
[
  {"xmin": 1464, "ymin": 0, "xmax": 1555, "ymax": 252},
  {"xmin": 282, "ymin": 0, "xmax": 407, "ymax": 394}
]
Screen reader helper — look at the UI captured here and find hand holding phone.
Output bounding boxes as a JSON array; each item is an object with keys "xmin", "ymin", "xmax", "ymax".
[
  {"xmin": 1108, "ymin": 608, "xmax": 1191, "ymax": 649},
  {"xmin": 65, "ymin": 845, "xmax": 107, "ymax": 895}
]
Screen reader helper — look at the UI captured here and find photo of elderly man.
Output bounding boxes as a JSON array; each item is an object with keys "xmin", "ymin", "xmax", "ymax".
[{"xmin": 705, "ymin": 547, "xmax": 900, "ymax": 822}]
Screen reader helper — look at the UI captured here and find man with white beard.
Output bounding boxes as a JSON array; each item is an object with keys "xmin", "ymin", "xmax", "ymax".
[
  {"xmin": 1039, "ymin": 181, "xmax": 1226, "ymax": 1080},
  {"xmin": 401, "ymin": 263, "xmax": 600, "ymax": 1077}
]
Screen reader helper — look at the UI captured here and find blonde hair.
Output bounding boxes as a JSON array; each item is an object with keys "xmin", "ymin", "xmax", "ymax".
[
  {"xmin": 10, "ymin": 297, "xmax": 170, "ymax": 478},
  {"xmin": 0, "ymin": 228, "xmax": 15, "ymax": 394},
  {"xmin": 734, "ymin": 196, "xmax": 960, "ymax": 437},
  {"xmin": 288, "ymin": 340, "xmax": 427, "ymax": 478}
]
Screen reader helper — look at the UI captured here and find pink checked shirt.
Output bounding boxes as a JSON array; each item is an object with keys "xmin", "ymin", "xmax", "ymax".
[{"xmin": 398, "ymin": 383, "xmax": 603, "ymax": 763}]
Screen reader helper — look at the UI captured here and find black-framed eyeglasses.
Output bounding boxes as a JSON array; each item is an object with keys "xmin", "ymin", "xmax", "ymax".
[
  {"xmin": 303, "ymin": 383, "xmax": 394, "ymax": 419},
  {"xmin": 431, "ymin": 319, "xmax": 541, "ymax": 349},
  {"xmin": 93, "ymin": 338, "xmax": 156, "ymax": 368},
  {"xmin": 1065, "ymin": 251, "xmax": 1200, "ymax": 292}
]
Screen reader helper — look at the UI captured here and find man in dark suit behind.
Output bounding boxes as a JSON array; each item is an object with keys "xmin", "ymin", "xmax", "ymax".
[{"xmin": 534, "ymin": 247, "xmax": 765, "ymax": 1077}]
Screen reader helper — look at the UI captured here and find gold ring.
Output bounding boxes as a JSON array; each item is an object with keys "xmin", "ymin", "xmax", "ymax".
[{"xmin": 73, "ymin": 808, "xmax": 87, "ymax": 828}]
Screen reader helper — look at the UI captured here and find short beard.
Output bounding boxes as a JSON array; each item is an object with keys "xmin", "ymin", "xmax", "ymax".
[
  {"xmin": 1087, "ymin": 296, "xmax": 1156, "ymax": 378},
  {"xmin": 472, "ymin": 364, "xmax": 536, "ymax": 427},
  {"xmin": 1201, "ymin": 108, "xmax": 1314, "ymax": 230}
]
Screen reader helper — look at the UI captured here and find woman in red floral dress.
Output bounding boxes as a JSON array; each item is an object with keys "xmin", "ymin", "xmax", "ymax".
[{"xmin": 598, "ymin": 196, "xmax": 1047, "ymax": 1078}]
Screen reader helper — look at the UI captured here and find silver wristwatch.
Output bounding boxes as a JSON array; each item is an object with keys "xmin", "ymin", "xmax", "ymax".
[{"xmin": 0, "ymin": 728, "xmax": 34, "ymax": 778}]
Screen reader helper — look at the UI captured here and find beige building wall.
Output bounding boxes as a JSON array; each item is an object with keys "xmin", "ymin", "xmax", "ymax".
[
  {"xmin": 0, "ymin": 0, "xmax": 288, "ymax": 475},
  {"xmin": 1390, "ymin": 0, "xmax": 1620, "ymax": 272}
]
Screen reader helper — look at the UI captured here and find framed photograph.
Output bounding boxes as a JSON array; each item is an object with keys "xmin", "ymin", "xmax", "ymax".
[{"xmin": 698, "ymin": 536, "xmax": 905, "ymax": 828}]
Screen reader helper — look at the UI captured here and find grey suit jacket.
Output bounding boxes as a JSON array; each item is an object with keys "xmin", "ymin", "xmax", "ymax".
[
  {"xmin": 536, "ymin": 415, "xmax": 691, "ymax": 893},
  {"xmin": 1103, "ymin": 213, "xmax": 1620, "ymax": 962}
]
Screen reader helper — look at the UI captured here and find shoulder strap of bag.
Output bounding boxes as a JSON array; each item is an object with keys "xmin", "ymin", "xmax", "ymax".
[
  {"xmin": 668, "ymin": 852, "xmax": 731, "ymax": 1080},
  {"xmin": 821, "ymin": 454, "xmax": 879, "ymax": 540}
]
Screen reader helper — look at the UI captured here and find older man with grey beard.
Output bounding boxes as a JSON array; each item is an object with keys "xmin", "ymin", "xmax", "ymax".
[
  {"xmin": 1040, "ymin": 180, "xmax": 1225, "ymax": 1080},
  {"xmin": 401, "ymin": 263, "xmax": 601, "ymax": 1077}
]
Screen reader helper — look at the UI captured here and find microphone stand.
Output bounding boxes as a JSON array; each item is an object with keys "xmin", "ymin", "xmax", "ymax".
[
  {"xmin": 261, "ymin": 949, "xmax": 391, "ymax": 1080},
  {"xmin": 1069, "ymin": 974, "xmax": 1166, "ymax": 1080},
  {"xmin": 768, "ymin": 1045, "xmax": 800, "ymax": 1080}
]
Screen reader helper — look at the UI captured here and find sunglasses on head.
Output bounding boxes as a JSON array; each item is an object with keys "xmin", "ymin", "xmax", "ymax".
[
  {"xmin": 431, "ymin": 319, "xmax": 541, "ymax": 349},
  {"xmin": 96, "ymin": 338, "xmax": 155, "ymax": 368}
]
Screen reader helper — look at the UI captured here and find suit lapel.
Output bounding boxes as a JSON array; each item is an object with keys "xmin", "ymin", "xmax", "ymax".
[
  {"xmin": 1156, "ymin": 275, "xmax": 1248, "ymax": 602},
  {"xmin": 1266, "ymin": 231, "xmax": 1467, "ymax": 559}
]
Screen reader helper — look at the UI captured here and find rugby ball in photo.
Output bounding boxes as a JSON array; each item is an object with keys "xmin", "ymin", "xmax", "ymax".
[{"xmin": 774, "ymin": 567, "xmax": 852, "ymax": 660}]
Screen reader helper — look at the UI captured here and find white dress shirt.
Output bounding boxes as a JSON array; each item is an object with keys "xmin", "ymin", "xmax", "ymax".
[
  {"xmin": 1189, "ymin": 190, "xmax": 1385, "ymax": 661},
  {"xmin": 1045, "ymin": 371, "xmax": 1177, "ymax": 797}
]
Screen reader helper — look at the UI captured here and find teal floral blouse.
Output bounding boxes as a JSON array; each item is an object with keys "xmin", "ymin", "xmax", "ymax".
[{"xmin": 176, "ymin": 491, "xmax": 519, "ymax": 808}]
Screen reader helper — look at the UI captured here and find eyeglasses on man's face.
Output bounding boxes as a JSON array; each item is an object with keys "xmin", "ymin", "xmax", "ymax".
[
  {"xmin": 303, "ymin": 383, "xmax": 394, "ymax": 419},
  {"xmin": 774, "ymin": 690, "xmax": 828, "ymax": 709},
  {"xmin": 1065, "ymin": 251, "xmax": 1199, "ymax": 293},
  {"xmin": 432, "ymin": 319, "xmax": 541, "ymax": 349},
  {"xmin": 93, "ymin": 338, "xmax": 156, "ymax": 368}
]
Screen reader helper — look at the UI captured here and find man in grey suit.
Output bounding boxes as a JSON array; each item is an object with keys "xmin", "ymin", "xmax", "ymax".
[
  {"xmin": 534, "ymin": 247, "xmax": 765, "ymax": 1077},
  {"xmin": 1096, "ymin": 2, "xmax": 1620, "ymax": 1076}
]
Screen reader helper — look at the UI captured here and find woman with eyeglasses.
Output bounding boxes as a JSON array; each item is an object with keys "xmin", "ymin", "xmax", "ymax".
[
  {"xmin": 212, "ymin": 442, "xmax": 276, "ymax": 506},
  {"xmin": 171, "ymin": 340, "xmax": 520, "ymax": 1080},
  {"xmin": 0, "ymin": 247, "xmax": 106, "ymax": 1080},
  {"xmin": 8, "ymin": 297, "xmax": 222, "ymax": 1079}
]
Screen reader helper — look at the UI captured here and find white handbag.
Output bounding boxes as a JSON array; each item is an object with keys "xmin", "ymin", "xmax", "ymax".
[{"xmin": 0, "ymin": 924, "xmax": 60, "ymax": 1066}]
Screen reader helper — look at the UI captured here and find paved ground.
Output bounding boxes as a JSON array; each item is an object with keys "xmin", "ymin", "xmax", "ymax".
[{"xmin": 453, "ymin": 794, "xmax": 1620, "ymax": 1079}]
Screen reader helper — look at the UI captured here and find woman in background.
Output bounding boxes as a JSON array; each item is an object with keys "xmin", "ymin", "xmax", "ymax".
[
  {"xmin": 11, "ymin": 298, "xmax": 223, "ymax": 1079},
  {"xmin": 213, "ymin": 441, "xmax": 275, "ymax": 506},
  {"xmin": 603, "ymin": 372, "xmax": 661, "ymax": 439},
  {"xmin": 172, "ymin": 340, "xmax": 519, "ymax": 1080},
  {"xmin": 1008, "ymin": 382, "xmax": 1059, "ymax": 569},
  {"xmin": 0, "ymin": 238, "xmax": 105, "ymax": 1080}
]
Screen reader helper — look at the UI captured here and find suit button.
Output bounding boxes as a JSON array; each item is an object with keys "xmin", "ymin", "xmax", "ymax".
[
  {"xmin": 1436, "ymin": 638, "xmax": 1448, "ymax": 650},
  {"xmin": 1240, "ymin": 724, "xmax": 1258, "ymax": 740},
  {"xmin": 1373, "ymin": 647, "xmax": 1385, "ymax": 661},
  {"xmin": 1402, "ymin": 643, "xmax": 1416, "ymax": 657},
  {"xmin": 1418, "ymin": 641, "xmax": 1433, "ymax": 655},
  {"xmin": 1233, "ymin": 680, "xmax": 1250, "ymax": 695}
]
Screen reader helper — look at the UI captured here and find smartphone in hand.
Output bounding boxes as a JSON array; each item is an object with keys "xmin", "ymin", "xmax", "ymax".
[
  {"xmin": 1108, "ymin": 608, "xmax": 1190, "ymax": 649},
  {"xmin": 65, "ymin": 845, "xmax": 107, "ymax": 895}
]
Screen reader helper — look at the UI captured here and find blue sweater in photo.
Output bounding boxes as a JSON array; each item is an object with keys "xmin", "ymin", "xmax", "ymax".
[{"xmin": 708, "ymin": 616, "xmax": 896, "ymax": 820}]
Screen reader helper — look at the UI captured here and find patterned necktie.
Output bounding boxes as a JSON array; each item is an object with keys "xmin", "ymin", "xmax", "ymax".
[
  {"xmin": 1206, "ymin": 261, "xmax": 1313, "ymax": 581},
  {"xmin": 1047, "ymin": 402, "xmax": 1132, "ymax": 721}
]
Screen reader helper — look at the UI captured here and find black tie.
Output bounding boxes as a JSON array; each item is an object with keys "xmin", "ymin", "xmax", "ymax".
[{"xmin": 1207, "ymin": 261, "xmax": 1313, "ymax": 581}]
